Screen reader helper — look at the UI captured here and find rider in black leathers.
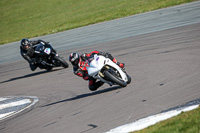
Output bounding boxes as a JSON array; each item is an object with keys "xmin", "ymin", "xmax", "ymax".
[{"xmin": 20, "ymin": 38, "xmax": 56, "ymax": 71}]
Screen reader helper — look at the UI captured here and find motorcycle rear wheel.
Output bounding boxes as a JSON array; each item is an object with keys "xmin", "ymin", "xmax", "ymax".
[{"xmin": 104, "ymin": 71, "xmax": 127, "ymax": 87}]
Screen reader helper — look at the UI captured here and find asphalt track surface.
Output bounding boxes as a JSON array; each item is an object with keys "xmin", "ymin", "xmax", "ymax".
[{"xmin": 0, "ymin": 1, "xmax": 200, "ymax": 133}]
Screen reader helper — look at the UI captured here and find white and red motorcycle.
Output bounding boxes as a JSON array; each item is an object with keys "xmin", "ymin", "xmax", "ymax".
[{"xmin": 86, "ymin": 54, "xmax": 131, "ymax": 87}]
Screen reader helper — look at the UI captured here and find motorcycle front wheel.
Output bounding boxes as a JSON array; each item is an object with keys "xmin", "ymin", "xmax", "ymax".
[
  {"xmin": 104, "ymin": 71, "xmax": 127, "ymax": 87},
  {"xmin": 53, "ymin": 56, "xmax": 69, "ymax": 68}
]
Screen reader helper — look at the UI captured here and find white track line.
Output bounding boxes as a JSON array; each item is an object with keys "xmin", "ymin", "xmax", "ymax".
[
  {"xmin": 0, "ymin": 98, "xmax": 8, "ymax": 102},
  {"xmin": 0, "ymin": 96, "xmax": 39, "ymax": 120},
  {"xmin": 105, "ymin": 104, "xmax": 199, "ymax": 133},
  {"xmin": 0, "ymin": 99, "xmax": 31, "ymax": 110}
]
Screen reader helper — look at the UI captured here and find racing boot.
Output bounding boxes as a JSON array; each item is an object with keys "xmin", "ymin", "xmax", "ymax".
[
  {"xmin": 29, "ymin": 60, "xmax": 37, "ymax": 71},
  {"xmin": 112, "ymin": 58, "xmax": 125, "ymax": 68},
  {"xmin": 117, "ymin": 62, "xmax": 125, "ymax": 68}
]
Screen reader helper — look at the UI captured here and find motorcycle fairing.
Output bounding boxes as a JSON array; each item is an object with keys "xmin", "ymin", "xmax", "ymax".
[
  {"xmin": 87, "ymin": 54, "xmax": 105, "ymax": 76},
  {"xmin": 35, "ymin": 43, "xmax": 45, "ymax": 54}
]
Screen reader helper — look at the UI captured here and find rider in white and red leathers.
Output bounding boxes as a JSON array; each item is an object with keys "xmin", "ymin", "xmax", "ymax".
[{"xmin": 69, "ymin": 50, "xmax": 125, "ymax": 91}]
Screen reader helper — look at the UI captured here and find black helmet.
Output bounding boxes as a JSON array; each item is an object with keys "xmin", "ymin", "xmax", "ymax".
[
  {"xmin": 21, "ymin": 38, "xmax": 30, "ymax": 50},
  {"xmin": 69, "ymin": 53, "xmax": 80, "ymax": 66}
]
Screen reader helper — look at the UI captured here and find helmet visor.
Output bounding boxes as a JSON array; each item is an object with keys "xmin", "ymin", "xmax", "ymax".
[{"xmin": 23, "ymin": 43, "xmax": 30, "ymax": 50}]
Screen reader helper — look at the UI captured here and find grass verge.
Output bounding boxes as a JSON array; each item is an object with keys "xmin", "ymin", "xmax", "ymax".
[
  {"xmin": 131, "ymin": 106, "xmax": 200, "ymax": 133},
  {"xmin": 0, "ymin": 0, "xmax": 197, "ymax": 45}
]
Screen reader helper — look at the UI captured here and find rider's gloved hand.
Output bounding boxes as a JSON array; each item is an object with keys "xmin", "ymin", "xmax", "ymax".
[{"xmin": 74, "ymin": 68, "xmax": 84, "ymax": 77}]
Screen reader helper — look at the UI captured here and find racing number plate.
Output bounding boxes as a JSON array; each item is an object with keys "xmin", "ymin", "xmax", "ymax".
[{"xmin": 44, "ymin": 48, "xmax": 51, "ymax": 55}]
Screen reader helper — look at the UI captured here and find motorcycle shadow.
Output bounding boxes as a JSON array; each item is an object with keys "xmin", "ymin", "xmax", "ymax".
[
  {"xmin": 0, "ymin": 68, "xmax": 62, "ymax": 84},
  {"xmin": 41, "ymin": 86, "xmax": 122, "ymax": 107}
]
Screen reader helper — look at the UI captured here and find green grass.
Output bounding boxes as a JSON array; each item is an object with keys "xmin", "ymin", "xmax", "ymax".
[
  {"xmin": 131, "ymin": 106, "xmax": 200, "ymax": 133},
  {"xmin": 0, "ymin": 0, "xmax": 197, "ymax": 45},
  {"xmin": 0, "ymin": 0, "xmax": 199, "ymax": 132}
]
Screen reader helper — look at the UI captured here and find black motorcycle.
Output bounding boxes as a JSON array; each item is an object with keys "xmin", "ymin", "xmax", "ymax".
[{"xmin": 34, "ymin": 43, "xmax": 68, "ymax": 71}]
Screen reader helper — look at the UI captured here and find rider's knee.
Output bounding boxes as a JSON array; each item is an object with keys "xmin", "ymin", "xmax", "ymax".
[
  {"xmin": 89, "ymin": 85, "xmax": 98, "ymax": 91},
  {"xmin": 30, "ymin": 64, "xmax": 37, "ymax": 71}
]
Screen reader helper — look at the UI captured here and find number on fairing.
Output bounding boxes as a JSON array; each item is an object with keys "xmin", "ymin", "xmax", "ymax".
[{"xmin": 44, "ymin": 48, "xmax": 51, "ymax": 54}]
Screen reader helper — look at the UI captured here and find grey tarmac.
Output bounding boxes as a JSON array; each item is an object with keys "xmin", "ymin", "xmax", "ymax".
[{"xmin": 0, "ymin": 1, "xmax": 200, "ymax": 133}]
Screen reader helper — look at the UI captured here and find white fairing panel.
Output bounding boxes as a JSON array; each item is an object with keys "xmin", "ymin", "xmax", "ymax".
[{"xmin": 87, "ymin": 54, "xmax": 105, "ymax": 76}]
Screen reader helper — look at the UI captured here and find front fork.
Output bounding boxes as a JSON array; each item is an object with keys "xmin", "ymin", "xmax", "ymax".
[{"xmin": 99, "ymin": 65, "xmax": 110, "ymax": 78}]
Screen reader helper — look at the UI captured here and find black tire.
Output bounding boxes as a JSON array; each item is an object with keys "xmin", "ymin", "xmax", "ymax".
[
  {"xmin": 127, "ymin": 74, "xmax": 131, "ymax": 84},
  {"xmin": 104, "ymin": 71, "xmax": 127, "ymax": 87},
  {"xmin": 53, "ymin": 56, "xmax": 69, "ymax": 68}
]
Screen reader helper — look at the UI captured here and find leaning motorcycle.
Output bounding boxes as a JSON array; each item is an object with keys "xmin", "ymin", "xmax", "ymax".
[
  {"xmin": 86, "ymin": 54, "xmax": 131, "ymax": 87},
  {"xmin": 34, "ymin": 42, "xmax": 69, "ymax": 71}
]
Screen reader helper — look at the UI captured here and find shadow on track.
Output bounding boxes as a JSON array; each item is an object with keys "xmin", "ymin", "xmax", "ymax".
[
  {"xmin": 0, "ymin": 69, "xmax": 62, "ymax": 84},
  {"xmin": 41, "ymin": 86, "xmax": 122, "ymax": 107}
]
